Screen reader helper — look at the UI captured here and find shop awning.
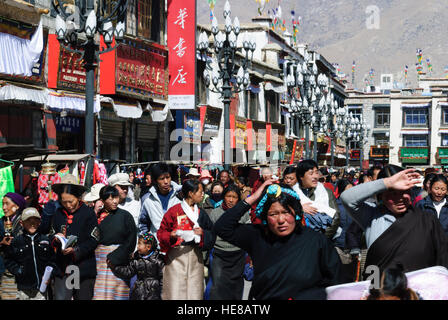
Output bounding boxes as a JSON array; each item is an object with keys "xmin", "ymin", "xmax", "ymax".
[
  {"xmin": 401, "ymin": 130, "xmax": 430, "ymax": 135},
  {"xmin": 147, "ymin": 103, "xmax": 174, "ymax": 122},
  {"xmin": 0, "ymin": 84, "xmax": 102, "ymax": 114},
  {"xmin": 264, "ymin": 81, "xmax": 286, "ymax": 93},
  {"xmin": 17, "ymin": 153, "xmax": 91, "ymax": 162},
  {"xmin": 0, "ymin": 83, "xmax": 47, "ymax": 105},
  {"xmin": 48, "ymin": 91, "xmax": 101, "ymax": 113},
  {"xmin": 100, "ymin": 96, "xmax": 142, "ymax": 118},
  {"xmin": 401, "ymin": 103, "xmax": 430, "ymax": 108}
]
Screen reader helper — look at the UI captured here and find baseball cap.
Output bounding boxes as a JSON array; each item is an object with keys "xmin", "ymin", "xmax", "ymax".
[
  {"xmin": 21, "ymin": 207, "xmax": 41, "ymax": 221},
  {"xmin": 108, "ymin": 173, "xmax": 133, "ymax": 186}
]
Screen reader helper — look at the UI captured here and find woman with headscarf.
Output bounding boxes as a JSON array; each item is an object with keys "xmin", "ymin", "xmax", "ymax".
[
  {"xmin": 214, "ymin": 179, "xmax": 341, "ymax": 300},
  {"xmin": 0, "ymin": 192, "xmax": 26, "ymax": 299},
  {"xmin": 208, "ymin": 184, "xmax": 250, "ymax": 300},
  {"xmin": 157, "ymin": 179, "xmax": 215, "ymax": 300},
  {"xmin": 93, "ymin": 185, "xmax": 137, "ymax": 300},
  {"xmin": 340, "ymin": 165, "xmax": 448, "ymax": 276}
]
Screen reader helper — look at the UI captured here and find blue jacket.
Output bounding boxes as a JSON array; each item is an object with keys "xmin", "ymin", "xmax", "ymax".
[
  {"xmin": 416, "ymin": 195, "xmax": 448, "ymax": 236},
  {"xmin": 333, "ymin": 198, "xmax": 353, "ymax": 249}
]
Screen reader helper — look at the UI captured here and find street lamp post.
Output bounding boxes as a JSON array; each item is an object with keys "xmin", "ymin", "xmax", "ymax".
[
  {"xmin": 311, "ymin": 73, "xmax": 330, "ymax": 164},
  {"xmin": 326, "ymin": 94, "xmax": 341, "ymax": 169},
  {"xmin": 53, "ymin": 0, "xmax": 126, "ymax": 187},
  {"xmin": 197, "ymin": 0, "xmax": 255, "ymax": 169},
  {"xmin": 356, "ymin": 115, "xmax": 371, "ymax": 170},
  {"xmin": 285, "ymin": 50, "xmax": 318, "ymax": 160},
  {"xmin": 337, "ymin": 106, "xmax": 356, "ymax": 169}
]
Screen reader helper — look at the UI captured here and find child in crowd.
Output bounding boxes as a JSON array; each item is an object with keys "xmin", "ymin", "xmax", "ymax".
[
  {"xmin": 110, "ymin": 232, "xmax": 164, "ymax": 300},
  {"xmin": 4, "ymin": 208, "xmax": 57, "ymax": 300}
]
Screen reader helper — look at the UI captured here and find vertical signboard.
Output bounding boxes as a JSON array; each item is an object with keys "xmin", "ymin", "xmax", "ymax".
[{"xmin": 167, "ymin": 0, "xmax": 196, "ymax": 109}]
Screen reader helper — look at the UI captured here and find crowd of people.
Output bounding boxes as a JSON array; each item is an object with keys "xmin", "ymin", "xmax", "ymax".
[{"xmin": 1, "ymin": 160, "xmax": 448, "ymax": 300}]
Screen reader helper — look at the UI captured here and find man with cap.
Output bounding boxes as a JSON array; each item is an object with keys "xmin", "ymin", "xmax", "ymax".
[
  {"xmin": 186, "ymin": 167, "xmax": 201, "ymax": 180},
  {"xmin": 108, "ymin": 173, "xmax": 141, "ymax": 228},
  {"xmin": 4, "ymin": 207, "xmax": 57, "ymax": 300},
  {"xmin": 83, "ymin": 183, "xmax": 105, "ymax": 216}
]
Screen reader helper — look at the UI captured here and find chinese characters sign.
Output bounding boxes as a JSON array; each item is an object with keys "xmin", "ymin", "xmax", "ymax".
[
  {"xmin": 167, "ymin": 0, "xmax": 196, "ymax": 109},
  {"xmin": 116, "ymin": 43, "xmax": 168, "ymax": 99},
  {"xmin": 57, "ymin": 47, "xmax": 90, "ymax": 92}
]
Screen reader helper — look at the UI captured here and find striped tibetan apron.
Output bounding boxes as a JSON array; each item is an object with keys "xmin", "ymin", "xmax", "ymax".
[{"xmin": 93, "ymin": 245, "xmax": 129, "ymax": 300}]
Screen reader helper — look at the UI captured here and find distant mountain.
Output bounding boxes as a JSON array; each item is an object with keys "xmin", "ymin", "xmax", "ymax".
[{"xmin": 197, "ymin": 0, "xmax": 448, "ymax": 89}]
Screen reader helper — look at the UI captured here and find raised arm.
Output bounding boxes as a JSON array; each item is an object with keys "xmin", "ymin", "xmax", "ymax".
[
  {"xmin": 340, "ymin": 169, "xmax": 420, "ymax": 229},
  {"xmin": 214, "ymin": 179, "xmax": 274, "ymax": 251}
]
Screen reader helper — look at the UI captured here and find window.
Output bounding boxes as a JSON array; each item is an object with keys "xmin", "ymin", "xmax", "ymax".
[
  {"xmin": 196, "ymin": 61, "xmax": 207, "ymax": 104},
  {"xmin": 126, "ymin": 0, "xmax": 137, "ymax": 36},
  {"xmin": 348, "ymin": 108, "xmax": 362, "ymax": 121},
  {"xmin": 442, "ymin": 134, "xmax": 448, "ymax": 146},
  {"xmin": 442, "ymin": 108, "xmax": 448, "ymax": 125},
  {"xmin": 249, "ymin": 90, "xmax": 259, "ymax": 120},
  {"xmin": 404, "ymin": 108, "xmax": 427, "ymax": 126},
  {"xmin": 374, "ymin": 133, "xmax": 389, "ymax": 146},
  {"xmin": 265, "ymin": 90, "xmax": 279, "ymax": 123},
  {"xmin": 137, "ymin": 0, "xmax": 151, "ymax": 39},
  {"xmin": 404, "ymin": 135, "xmax": 427, "ymax": 147},
  {"xmin": 349, "ymin": 141, "xmax": 361, "ymax": 149},
  {"xmin": 383, "ymin": 76, "xmax": 391, "ymax": 83},
  {"xmin": 375, "ymin": 108, "xmax": 390, "ymax": 128},
  {"xmin": 150, "ymin": 0, "xmax": 161, "ymax": 42}
]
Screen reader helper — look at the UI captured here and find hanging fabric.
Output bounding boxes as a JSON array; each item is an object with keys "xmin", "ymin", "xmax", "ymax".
[
  {"xmin": 93, "ymin": 160, "xmax": 101, "ymax": 185},
  {"xmin": 0, "ymin": 18, "xmax": 43, "ymax": 77},
  {"xmin": 58, "ymin": 165, "xmax": 70, "ymax": 177},
  {"xmin": 98, "ymin": 163, "xmax": 109, "ymax": 185},
  {"xmin": 79, "ymin": 161, "xmax": 86, "ymax": 185},
  {"xmin": 72, "ymin": 161, "xmax": 79, "ymax": 183},
  {"xmin": 37, "ymin": 172, "xmax": 61, "ymax": 208},
  {"xmin": 0, "ymin": 165, "xmax": 15, "ymax": 218}
]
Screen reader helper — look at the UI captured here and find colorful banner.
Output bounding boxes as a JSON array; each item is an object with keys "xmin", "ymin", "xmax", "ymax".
[
  {"xmin": 168, "ymin": 0, "xmax": 196, "ymax": 109},
  {"xmin": 0, "ymin": 166, "xmax": 15, "ymax": 218}
]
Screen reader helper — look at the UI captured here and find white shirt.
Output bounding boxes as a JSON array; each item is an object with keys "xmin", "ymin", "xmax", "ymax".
[{"xmin": 433, "ymin": 199, "xmax": 447, "ymax": 219}]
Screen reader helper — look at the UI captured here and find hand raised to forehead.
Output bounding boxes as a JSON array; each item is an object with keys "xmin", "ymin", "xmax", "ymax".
[{"xmin": 383, "ymin": 169, "xmax": 421, "ymax": 191}]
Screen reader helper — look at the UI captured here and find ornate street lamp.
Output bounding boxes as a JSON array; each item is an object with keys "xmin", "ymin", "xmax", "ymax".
[
  {"xmin": 53, "ymin": 0, "xmax": 127, "ymax": 187},
  {"xmin": 197, "ymin": 0, "xmax": 255, "ymax": 169},
  {"xmin": 354, "ymin": 114, "xmax": 371, "ymax": 170},
  {"xmin": 326, "ymin": 94, "xmax": 343, "ymax": 169},
  {"xmin": 337, "ymin": 106, "xmax": 357, "ymax": 169},
  {"xmin": 284, "ymin": 50, "xmax": 316, "ymax": 160},
  {"xmin": 310, "ymin": 72, "xmax": 330, "ymax": 163}
]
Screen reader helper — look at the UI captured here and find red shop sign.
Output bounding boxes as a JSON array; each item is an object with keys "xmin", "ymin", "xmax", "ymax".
[
  {"xmin": 57, "ymin": 47, "xmax": 92, "ymax": 92},
  {"xmin": 167, "ymin": 0, "xmax": 196, "ymax": 109},
  {"xmin": 115, "ymin": 43, "xmax": 167, "ymax": 99}
]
